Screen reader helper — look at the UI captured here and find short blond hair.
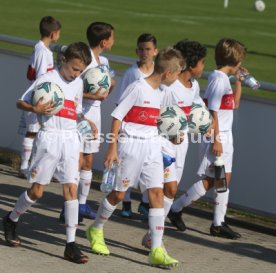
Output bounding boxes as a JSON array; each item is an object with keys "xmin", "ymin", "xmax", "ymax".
[{"xmin": 154, "ymin": 47, "xmax": 184, "ymax": 74}]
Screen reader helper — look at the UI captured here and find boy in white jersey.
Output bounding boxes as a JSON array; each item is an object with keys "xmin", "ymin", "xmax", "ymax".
[
  {"xmin": 18, "ymin": 16, "xmax": 61, "ymax": 178},
  {"xmin": 168, "ymin": 38, "xmax": 246, "ymax": 240},
  {"xmin": 3, "ymin": 42, "xmax": 94, "ymax": 264},
  {"xmin": 141, "ymin": 40, "xmax": 207, "ymax": 248},
  {"xmin": 72, "ymin": 22, "xmax": 115, "ymax": 221},
  {"xmin": 117, "ymin": 33, "xmax": 158, "ymax": 219},
  {"xmin": 86, "ymin": 48, "xmax": 184, "ymax": 268}
]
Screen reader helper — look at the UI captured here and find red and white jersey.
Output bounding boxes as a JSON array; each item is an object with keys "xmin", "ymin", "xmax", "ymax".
[
  {"xmin": 20, "ymin": 69, "xmax": 83, "ymax": 131},
  {"xmin": 116, "ymin": 62, "xmax": 152, "ymax": 104},
  {"xmin": 112, "ymin": 78, "xmax": 162, "ymax": 139},
  {"xmin": 83, "ymin": 49, "xmax": 110, "ymax": 108},
  {"xmin": 204, "ymin": 70, "xmax": 234, "ymax": 131},
  {"xmin": 162, "ymin": 79, "xmax": 204, "ymax": 119},
  {"xmin": 26, "ymin": 40, "xmax": 54, "ymax": 82}
]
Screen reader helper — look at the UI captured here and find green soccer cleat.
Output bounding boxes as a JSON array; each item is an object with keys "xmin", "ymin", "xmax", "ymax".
[
  {"xmin": 86, "ymin": 226, "xmax": 110, "ymax": 255},
  {"xmin": 149, "ymin": 247, "xmax": 178, "ymax": 268}
]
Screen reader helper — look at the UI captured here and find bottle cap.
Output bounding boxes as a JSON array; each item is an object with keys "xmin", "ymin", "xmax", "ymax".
[{"xmin": 214, "ymin": 156, "xmax": 224, "ymax": 166}]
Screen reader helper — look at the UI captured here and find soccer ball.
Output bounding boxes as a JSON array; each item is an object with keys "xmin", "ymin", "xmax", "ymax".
[
  {"xmin": 157, "ymin": 105, "xmax": 187, "ymax": 138},
  {"xmin": 32, "ymin": 82, "xmax": 64, "ymax": 115},
  {"xmin": 255, "ymin": 0, "xmax": 265, "ymax": 12},
  {"xmin": 82, "ymin": 66, "xmax": 111, "ymax": 94},
  {"xmin": 188, "ymin": 104, "xmax": 212, "ymax": 134}
]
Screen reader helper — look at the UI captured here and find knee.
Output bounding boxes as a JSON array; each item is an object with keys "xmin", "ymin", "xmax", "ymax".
[
  {"xmin": 28, "ymin": 188, "xmax": 43, "ymax": 200},
  {"xmin": 163, "ymin": 182, "xmax": 177, "ymax": 199},
  {"xmin": 107, "ymin": 191, "xmax": 125, "ymax": 205}
]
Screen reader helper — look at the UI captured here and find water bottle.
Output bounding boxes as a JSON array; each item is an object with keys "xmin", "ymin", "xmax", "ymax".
[
  {"xmin": 162, "ymin": 152, "xmax": 176, "ymax": 168},
  {"xmin": 100, "ymin": 163, "xmax": 117, "ymax": 193},
  {"xmin": 214, "ymin": 156, "xmax": 228, "ymax": 193},
  {"xmin": 77, "ymin": 119, "xmax": 92, "ymax": 136},
  {"xmin": 240, "ymin": 71, "xmax": 260, "ymax": 90}
]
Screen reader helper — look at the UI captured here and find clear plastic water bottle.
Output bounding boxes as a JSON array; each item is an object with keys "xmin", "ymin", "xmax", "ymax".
[
  {"xmin": 162, "ymin": 152, "xmax": 176, "ymax": 168},
  {"xmin": 214, "ymin": 156, "xmax": 228, "ymax": 193},
  {"xmin": 240, "ymin": 71, "xmax": 260, "ymax": 90},
  {"xmin": 100, "ymin": 163, "xmax": 117, "ymax": 193},
  {"xmin": 77, "ymin": 119, "xmax": 92, "ymax": 136}
]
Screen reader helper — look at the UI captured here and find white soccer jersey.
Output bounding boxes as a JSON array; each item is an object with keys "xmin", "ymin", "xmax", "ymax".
[
  {"xmin": 20, "ymin": 69, "xmax": 83, "ymax": 131},
  {"xmin": 112, "ymin": 78, "xmax": 162, "ymax": 139},
  {"xmin": 204, "ymin": 70, "xmax": 234, "ymax": 131},
  {"xmin": 83, "ymin": 49, "xmax": 110, "ymax": 107},
  {"xmin": 26, "ymin": 40, "xmax": 54, "ymax": 82},
  {"xmin": 116, "ymin": 62, "xmax": 152, "ymax": 104}
]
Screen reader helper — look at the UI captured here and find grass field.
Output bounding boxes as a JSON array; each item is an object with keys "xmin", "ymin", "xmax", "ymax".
[{"xmin": 1, "ymin": 0, "xmax": 276, "ymax": 98}]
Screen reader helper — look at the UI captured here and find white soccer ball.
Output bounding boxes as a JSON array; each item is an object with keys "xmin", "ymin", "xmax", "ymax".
[
  {"xmin": 255, "ymin": 0, "xmax": 265, "ymax": 12},
  {"xmin": 188, "ymin": 104, "xmax": 212, "ymax": 134},
  {"xmin": 82, "ymin": 66, "xmax": 111, "ymax": 94},
  {"xmin": 32, "ymin": 82, "xmax": 64, "ymax": 115},
  {"xmin": 157, "ymin": 105, "xmax": 187, "ymax": 138}
]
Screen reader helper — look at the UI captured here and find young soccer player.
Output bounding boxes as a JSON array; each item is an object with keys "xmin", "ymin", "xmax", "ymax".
[
  {"xmin": 3, "ymin": 42, "xmax": 93, "ymax": 263},
  {"xmin": 18, "ymin": 16, "xmax": 61, "ymax": 178},
  {"xmin": 168, "ymin": 38, "xmax": 246, "ymax": 239},
  {"xmin": 116, "ymin": 33, "xmax": 158, "ymax": 219},
  {"xmin": 86, "ymin": 48, "xmax": 184, "ymax": 268},
  {"xmin": 75, "ymin": 22, "xmax": 115, "ymax": 221},
  {"xmin": 141, "ymin": 40, "xmax": 207, "ymax": 248}
]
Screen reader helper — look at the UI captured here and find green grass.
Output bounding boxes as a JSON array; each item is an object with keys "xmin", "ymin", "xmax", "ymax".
[{"xmin": 1, "ymin": 0, "xmax": 276, "ymax": 99}]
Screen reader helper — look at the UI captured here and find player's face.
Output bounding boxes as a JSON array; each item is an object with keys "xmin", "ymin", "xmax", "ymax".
[
  {"xmin": 103, "ymin": 31, "xmax": 115, "ymax": 51},
  {"xmin": 191, "ymin": 58, "xmax": 205, "ymax": 78},
  {"xmin": 51, "ymin": 30, "xmax": 61, "ymax": 43},
  {"xmin": 230, "ymin": 61, "xmax": 242, "ymax": 74},
  {"xmin": 60, "ymin": 58, "xmax": 87, "ymax": 82},
  {"xmin": 136, "ymin": 42, "xmax": 158, "ymax": 64}
]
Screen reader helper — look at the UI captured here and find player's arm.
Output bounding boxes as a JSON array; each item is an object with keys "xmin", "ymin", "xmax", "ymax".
[
  {"xmin": 17, "ymin": 99, "xmax": 55, "ymax": 115},
  {"xmin": 104, "ymin": 118, "xmax": 121, "ymax": 169},
  {"xmin": 83, "ymin": 88, "xmax": 108, "ymax": 101},
  {"xmin": 210, "ymin": 110, "xmax": 222, "ymax": 156},
  {"xmin": 233, "ymin": 69, "xmax": 243, "ymax": 109}
]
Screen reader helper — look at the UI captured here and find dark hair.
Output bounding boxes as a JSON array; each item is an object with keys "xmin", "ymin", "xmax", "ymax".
[
  {"xmin": 154, "ymin": 47, "xmax": 184, "ymax": 74},
  {"xmin": 137, "ymin": 33, "xmax": 157, "ymax": 47},
  {"xmin": 39, "ymin": 16, "xmax": 61, "ymax": 37},
  {"xmin": 174, "ymin": 40, "xmax": 207, "ymax": 70},
  {"xmin": 215, "ymin": 38, "xmax": 246, "ymax": 68},
  {"xmin": 63, "ymin": 42, "xmax": 91, "ymax": 66},
  {"xmin": 86, "ymin": 22, "xmax": 114, "ymax": 48}
]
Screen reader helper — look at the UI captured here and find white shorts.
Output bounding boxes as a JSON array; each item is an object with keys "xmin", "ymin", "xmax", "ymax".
[
  {"xmin": 28, "ymin": 130, "xmax": 81, "ymax": 185},
  {"xmin": 163, "ymin": 135, "xmax": 189, "ymax": 184},
  {"xmin": 114, "ymin": 136, "xmax": 164, "ymax": 193},
  {"xmin": 18, "ymin": 111, "xmax": 40, "ymax": 135},
  {"xmin": 197, "ymin": 131, "xmax": 233, "ymax": 177},
  {"xmin": 80, "ymin": 103, "xmax": 101, "ymax": 154}
]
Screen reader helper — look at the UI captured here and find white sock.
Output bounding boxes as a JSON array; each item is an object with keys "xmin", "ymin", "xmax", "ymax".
[
  {"xmin": 78, "ymin": 170, "xmax": 92, "ymax": 204},
  {"xmin": 213, "ymin": 189, "xmax": 229, "ymax": 226},
  {"xmin": 171, "ymin": 180, "xmax": 206, "ymax": 213},
  {"xmin": 142, "ymin": 191, "xmax": 149, "ymax": 203},
  {"xmin": 164, "ymin": 196, "xmax": 174, "ymax": 218},
  {"xmin": 149, "ymin": 208, "xmax": 164, "ymax": 249},
  {"xmin": 64, "ymin": 199, "xmax": 79, "ymax": 243},
  {"xmin": 20, "ymin": 137, "xmax": 34, "ymax": 170},
  {"xmin": 123, "ymin": 188, "xmax": 132, "ymax": 202},
  {"xmin": 9, "ymin": 191, "xmax": 36, "ymax": 222},
  {"xmin": 93, "ymin": 198, "xmax": 117, "ymax": 230}
]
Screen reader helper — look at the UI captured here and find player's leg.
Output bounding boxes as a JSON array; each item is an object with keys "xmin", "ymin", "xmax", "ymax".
[{"xmin": 120, "ymin": 187, "xmax": 133, "ymax": 218}]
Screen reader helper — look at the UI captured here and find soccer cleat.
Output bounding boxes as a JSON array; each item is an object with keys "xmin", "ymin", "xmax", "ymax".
[
  {"xmin": 210, "ymin": 222, "xmax": 241, "ymax": 239},
  {"xmin": 141, "ymin": 232, "xmax": 167, "ymax": 253},
  {"xmin": 64, "ymin": 242, "xmax": 89, "ymax": 264},
  {"xmin": 86, "ymin": 226, "xmax": 110, "ymax": 255},
  {"xmin": 59, "ymin": 207, "xmax": 83, "ymax": 224},
  {"xmin": 167, "ymin": 210, "xmax": 186, "ymax": 231},
  {"xmin": 79, "ymin": 204, "xmax": 97, "ymax": 220},
  {"xmin": 138, "ymin": 202, "xmax": 149, "ymax": 220},
  {"xmin": 149, "ymin": 247, "xmax": 178, "ymax": 268},
  {"xmin": 2, "ymin": 212, "xmax": 21, "ymax": 247},
  {"xmin": 120, "ymin": 201, "xmax": 133, "ymax": 218}
]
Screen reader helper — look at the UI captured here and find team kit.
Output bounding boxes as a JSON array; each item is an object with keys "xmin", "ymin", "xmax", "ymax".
[{"xmin": 2, "ymin": 16, "xmax": 255, "ymax": 268}]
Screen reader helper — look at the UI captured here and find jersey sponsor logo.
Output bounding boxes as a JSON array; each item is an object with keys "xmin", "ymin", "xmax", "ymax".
[
  {"xmin": 143, "ymin": 101, "xmax": 150, "ymax": 104},
  {"xmin": 46, "ymin": 67, "xmax": 54, "ymax": 73},
  {"xmin": 124, "ymin": 106, "xmax": 160, "ymax": 126},
  {"xmin": 55, "ymin": 100, "xmax": 77, "ymax": 120},
  {"xmin": 27, "ymin": 65, "xmax": 36, "ymax": 81},
  {"xmin": 204, "ymin": 94, "xmax": 234, "ymax": 110}
]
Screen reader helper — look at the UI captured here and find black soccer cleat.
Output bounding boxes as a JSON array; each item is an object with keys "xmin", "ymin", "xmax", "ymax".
[
  {"xmin": 210, "ymin": 222, "xmax": 241, "ymax": 239},
  {"xmin": 2, "ymin": 212, "xmax": 21, "ymax": 247},
  {"xmin": 64, "ymin": 242, "xmax": 89, "ymax": 264},
  {"xmin": 167, "ymin": 210, "xmax": 186, "ymax": 232}
]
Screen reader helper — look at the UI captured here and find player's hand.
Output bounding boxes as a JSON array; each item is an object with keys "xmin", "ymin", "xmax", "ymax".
[
  {"xmin": 169, "ymin": 132, "xmax": 185, "ymax": 145},
  {"xmin": 236, "ymin": 67, "xmax": 248, "ymax": 82},
  {"xmin": 34, "ymin": 97, "xmax": 56, "ymax": 115},
  {"xmin": 212, "ymin": 140, "xmax": 223, "ymax": 157},
  {"xmin": 104, "ymin": 146, "xmax": 119, "ymax": 170},
  {"xmin": 87, "ymin": 119, "xmax": 98, "ymax": 140},
  {"xmin": 84, "ymin": 88, "xmax": 109, "ymax": 101}
]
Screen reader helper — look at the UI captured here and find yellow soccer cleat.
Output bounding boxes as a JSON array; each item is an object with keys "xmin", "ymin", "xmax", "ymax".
[
  {"xmin": 86, "ymin": 226, "xmax": 110, "ymax": 255},
  {"xmin": 149, "ymin": 246, "xmax": 178, "ymax": 268}
]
